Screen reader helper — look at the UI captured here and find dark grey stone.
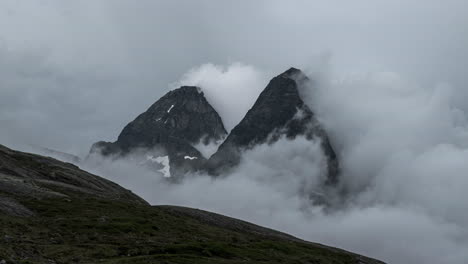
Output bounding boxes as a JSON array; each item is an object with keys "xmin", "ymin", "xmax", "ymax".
[
  {"xmin": 90, "ymin": 86, "xmax": 228, "ymax": 177},
  {"xmin": 206, "ymin": 68, "xmax": 339, "ymax": 184}
]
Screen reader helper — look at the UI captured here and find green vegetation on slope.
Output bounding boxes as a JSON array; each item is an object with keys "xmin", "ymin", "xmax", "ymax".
[
  {"xmin": 0, "ymin": 195, "xmax": 380, "ymax": 264},
  {"xmin": 0, "ymin": 145, "xmax": 383, "ymax": 264}
]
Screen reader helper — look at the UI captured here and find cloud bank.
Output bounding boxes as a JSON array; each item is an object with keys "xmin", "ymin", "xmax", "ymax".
[{"xmin": 80, "ymin": 60, "xmax": 468, "ymax": 264}]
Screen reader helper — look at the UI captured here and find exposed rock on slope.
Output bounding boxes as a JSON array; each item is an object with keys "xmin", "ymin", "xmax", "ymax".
[
  {"xmin": 207, "ymin": 68, "xmax": 339, "ymax": 184},
  {"xmin": 91, "ymin": 86, "xmax": 227, "ymax": 177},
  {"xmin": 0, "ymin": 144, "xmax": 146, "ymax": 213}
]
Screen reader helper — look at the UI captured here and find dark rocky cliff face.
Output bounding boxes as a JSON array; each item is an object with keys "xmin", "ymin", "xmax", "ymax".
[
  {"xmin": 90, "ymin": 86, "xmax": 227, "ymax": 177},
  {"xmin": 207, "ymin": 68, "xmax": 339, "ymax": 184}
]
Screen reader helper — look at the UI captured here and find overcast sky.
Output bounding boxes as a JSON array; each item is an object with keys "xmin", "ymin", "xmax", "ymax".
[
  {"xmin": 2, "ymin": 2, "xmax": 468, "ymax": 263},
  {"xmin": 1, "ymin": 0, "xmax": 467, "ymax": 155}
]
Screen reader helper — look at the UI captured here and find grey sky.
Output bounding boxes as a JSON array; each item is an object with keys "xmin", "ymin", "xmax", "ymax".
[{"xmin": 1, "ymin": 0, "xmax": 467, "ymax": 154}]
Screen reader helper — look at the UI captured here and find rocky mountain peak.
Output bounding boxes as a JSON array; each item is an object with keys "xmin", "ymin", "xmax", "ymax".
[
  {"xmin": 90, "ymin": 68, "xmax": 338, "ymax": 185},
  {"xmin": 207, "ymin": 67, "xmax": 339, "ymax": 184},
  {"xmin": 281, "ymin": 67, "xmax": 303, "ymax": 77},
  {"xmin": 115, "ymin": 85, "xmax": 227, "ymax": 152},
  {"xmin": 90, "ymin": 85, "xmax": 227, "ymax": 178}
]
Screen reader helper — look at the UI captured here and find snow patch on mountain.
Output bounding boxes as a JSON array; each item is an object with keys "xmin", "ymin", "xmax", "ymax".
[{"xmin": 167, "ymin": 104, "xmax": 175, "ymax": 113}]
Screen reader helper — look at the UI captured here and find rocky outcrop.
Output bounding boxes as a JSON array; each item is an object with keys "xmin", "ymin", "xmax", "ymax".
[
  {"xmin": 0, "ymin": 196, "xmax": 34, "ymax": 217},
  {"xmin": 207, "ymin": 68, "xmax": 339, "ymax": 184},
  {"xmin": 90, "ymin": 86, "xmax": 227, "ymax": 177}
]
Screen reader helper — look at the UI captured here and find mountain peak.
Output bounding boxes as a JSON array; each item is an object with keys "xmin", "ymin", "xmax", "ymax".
[
  {"xmin": 280, "ymin": 67, "xmax": 308, "ymax": 83},
  {"xmin": 167, "ymin": 85, "xmax": 203, "ymax": 96},
  {"xmin": 90, "ymin": 85, "xmax": 227, "ymax": 177},
  {"xmin": 207, "ymin": 67, "xmax": 338, "ymax": 184},
  {"xmin": 90, "ymin": 68, "xmax": 338, "ymax": 185},
  {"xmin": 282, "ymin": 67, "xmax": 301, "ymax": 75}
]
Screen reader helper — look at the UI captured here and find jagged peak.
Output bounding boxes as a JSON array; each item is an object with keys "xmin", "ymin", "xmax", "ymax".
[
  {"xmin": 206, "ymin": 67, "xmax": 338, "ymax": 184},
  {"xmin": 280, "ymin": 67, "xmax": 308, "ymax": 83},
  {"xmin": 146, "ymin": 85, "xmax": 210, "ymax": 115},
  {"xmin": 282, "ymin": 67, "xmax": 302, "ymax": 76},
  {"xmin": 167, "ymin": 85, "xmax": 203, "ymax": 96}
]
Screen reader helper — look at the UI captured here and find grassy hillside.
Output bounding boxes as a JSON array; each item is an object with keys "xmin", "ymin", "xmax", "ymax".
[
  {"xmin": 0, "ymin": 145, "xmax": 384, "ymax": 264},
  {"xmin": 0, "ymin": 196, "xmax": 384, "ymax": 264}
]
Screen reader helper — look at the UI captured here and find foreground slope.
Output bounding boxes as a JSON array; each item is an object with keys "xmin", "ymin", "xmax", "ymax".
[
  {"xmin": 0, "ymin": 144, "xmax": 145, "ymax": 207},
  {"xmin": 0, "ymin": 145, "xmax": 383, "ymax": 263}
]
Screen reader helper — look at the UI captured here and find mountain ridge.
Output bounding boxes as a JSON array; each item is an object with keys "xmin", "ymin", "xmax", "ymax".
[{"xmin": 89, "ymin": 67, "xmax": 339, "ymax": 185}]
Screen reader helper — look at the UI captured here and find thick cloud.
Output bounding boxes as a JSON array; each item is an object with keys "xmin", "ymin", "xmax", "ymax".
[
  {"xmin": 79, "ymin": 63, "xmax": 468, "ymax": 263},
  {"xmin": 176, "ymin": 63, "xmax": 267, "ymax": 131},
  {"xmin": 2, "ymin": 1, "xmax": 468, "ymax": 263}
]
